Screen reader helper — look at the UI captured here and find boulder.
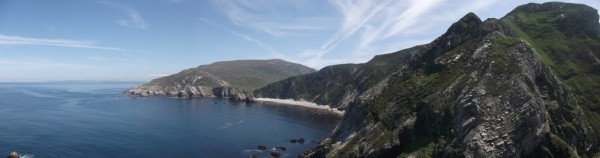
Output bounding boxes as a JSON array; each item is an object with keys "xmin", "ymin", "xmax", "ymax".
[
  {"xmin": 297, "ymin": 138, "xmax": 305, "ymax": 144},
  {"xmin": 270, "ymin": 152, "xmax": 281, "ymax": 158},
  {"xmin": 257, "ymin": 145, "xmax": 267, "ymax": 150},
  {"xmin": 7, "ymin": 151, "xmax": 18, "ymax": 158}
]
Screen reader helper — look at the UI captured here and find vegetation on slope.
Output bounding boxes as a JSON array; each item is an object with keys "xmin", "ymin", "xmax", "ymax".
[
  {"xmin": 504, "ymin": 1, "xmax": 600, "ymax": 143},
  {"xmin": 254, "ymin": 47, "xmax": 421, "ymax": 109},
  {"xmin": 141, "ymin": 59, "xmax": 316, "ymax": 91},
  {"xmin": 255, "ymin": 2, "xmax": 600, "ymax": 157}
]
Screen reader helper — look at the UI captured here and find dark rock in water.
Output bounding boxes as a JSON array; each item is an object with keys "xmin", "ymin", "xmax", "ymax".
[
  {"xmin": 270, "ymin": 152, "xmax": 281, "ymax": 158},
  {"xmin": 289, "ymin": 139, "xmax": 297, "ymax": 143},
  {"xmin": 246, "ymin": 96, "xmax": 256, "ymax": 103},
  {"xmin": 251, "ymin": 155, "xmax": 257, "ymax": 158},
  {"xmin": 7, "ymin": 151, "xmax": 18, "ymax": 158},
  {"xmin": 276, "ymin": 146, "xmax": 287, "ymax": 151},
  {"xmin": 297, "ymin": 138, "xmax": 305, "ymax": 144},
  {"xmin": 257, "ymin": 145, "xmax": 267, "ymax": 150}
]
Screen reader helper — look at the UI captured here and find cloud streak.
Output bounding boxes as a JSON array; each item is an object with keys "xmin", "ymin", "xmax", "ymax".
[
  {"xmin": 297, "ymin": 0, "xmax": 404, "ymax": 68},
  {"xmin": 320, "ymin": 0, "xmax": 393, "ymax": 56},
  {"xmin": 209, "ymin": 0, "xmax": 569, "ymax": 69},
  {"xmin": 0, "ymin": 34, "xmax": 125, "ymax": 51},
  {"xmin": 200, "ymin": 18, "xmax": 285, "ymax": 59},
  {"xmin": 100, "ymin": 1, "xmax": 149, "ymax": 29},
  {"xmin": 301, "ymin": 0, "xmax": 502, "ymax": 68},
  {"xmin": 210, "ymin": 0, "xmax": 330, "ymax": 36}
]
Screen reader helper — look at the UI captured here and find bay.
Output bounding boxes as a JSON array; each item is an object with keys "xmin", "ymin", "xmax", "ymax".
[{"xmin": 0, "ymin": 82, "xmax": 339, "ymax": 158}]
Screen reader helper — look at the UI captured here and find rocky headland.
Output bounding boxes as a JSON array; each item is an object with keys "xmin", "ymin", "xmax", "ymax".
[{"xmin": 125, "ymin": 59, "xmax": 316, "ymax": 102}]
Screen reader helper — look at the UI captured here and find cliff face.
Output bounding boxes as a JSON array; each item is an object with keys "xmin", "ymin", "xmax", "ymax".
[
  {"xmin": 125, "ymin": 59, "xmax": 315, "ymax": 102},
  {"xmin": 254, "ymin": 46, "xmax": 423, "ymax": 110},
  {"xmin": 255, "ymin": 2, "xmax": 600, "ymax": 157}
]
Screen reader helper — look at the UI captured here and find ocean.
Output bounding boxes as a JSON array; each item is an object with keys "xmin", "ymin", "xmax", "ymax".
[{"xmin": 0, "ymin": 82, "xmax": 339, "ymax": 158}]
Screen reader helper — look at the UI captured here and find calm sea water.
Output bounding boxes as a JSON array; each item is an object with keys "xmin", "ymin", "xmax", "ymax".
[{"xmin": 0, "ymin": 82, "xmax": 339, "ymax": 158}]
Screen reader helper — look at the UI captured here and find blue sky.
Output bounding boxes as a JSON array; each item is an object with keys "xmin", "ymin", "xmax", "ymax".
[{"xmin": 0, "ymin": 0, "xmax": 598, "ymax": 81}]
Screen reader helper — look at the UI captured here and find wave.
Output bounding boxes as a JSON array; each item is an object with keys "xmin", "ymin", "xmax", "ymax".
[
  {"xmin": 20, "ymin": 154, "xmax": 35, "ymax": 158},
  {"xmin": 217, "ymin": 122, "xmax": 233, "ymax": 129}
]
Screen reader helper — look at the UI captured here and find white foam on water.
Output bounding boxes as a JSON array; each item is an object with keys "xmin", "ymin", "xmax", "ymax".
[
  {"xmin": 217, "ymin": 122, "xmax": 233, "ymax": 129},
  {"xmin": 20, "ymin": 154, "xmax": 35, "ymax": 158},
  {"xmin": 241, "ymin": 149, "xmax": 265, "ymax": 153}
]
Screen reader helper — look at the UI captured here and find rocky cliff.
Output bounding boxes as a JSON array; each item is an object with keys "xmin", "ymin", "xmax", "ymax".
[
  {"xmin": 256, "ymin": 2, "xmax": 600, "ymax": 157},
  {"xmin": 126, "ymin": 59, "xmax": 315, "ymax": 102},
  {"xmin": 254, "ymin": 47, "xmax": 421, "ymax": 110}
]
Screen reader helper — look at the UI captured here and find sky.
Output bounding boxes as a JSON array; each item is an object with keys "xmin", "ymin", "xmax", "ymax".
[{"xmin": 0, "ymin": 0, "xmax": 598, "ymax": 82}]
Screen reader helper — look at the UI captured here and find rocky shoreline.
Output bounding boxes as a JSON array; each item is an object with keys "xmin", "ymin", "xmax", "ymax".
[
  {"xmin": 124, "ymin": 87, "xmax": 350, "ymax": 118},
  {"xmin": 124, "ymin": 86, "xmax": 255, "ymax": 103}
]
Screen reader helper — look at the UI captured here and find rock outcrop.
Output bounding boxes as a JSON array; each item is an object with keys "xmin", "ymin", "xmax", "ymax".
[
  {"xmin": 256, "ymin": 2, "xmax": 600, "ymax": 157},
  {"xmin": 125, "ymin": 59, "xmax": 315, "ymax": 102},
  {"xmin": 125, "ymin": 85, "xmax": 255, "ymax": 102},
  {"xmin": 7, "ymin": 151, "xmax": 18, "ymax": 158}
]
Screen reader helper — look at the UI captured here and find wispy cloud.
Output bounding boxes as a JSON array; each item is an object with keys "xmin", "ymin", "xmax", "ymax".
[
  {"xmin": 0, "ymin": 34, "xmax": 125, "ymax": 51},
  {"xmin": 100, "ymin": 1, "xmax": 149, "ymax": 29},
  {"xmin": 296, "ymin": 0, "xmax": 402, "ymax": 68},
  {"xmin": 300, "ymin": 0, "xmax": 502, "ymax": 68},
  {"xmin": 200, "ymin": 18, "xmax": 285, "ymax": 59},
  {"xmin": 320, "ymin": 0, "xmax": 393, "ymax": 56},
  {"xmin": 210, "ymin": 0, "xmax": 330, "ymax": 36},
  {"xmin": 209, "ymin": 0, "xmax": 510, "ymax": 69}
]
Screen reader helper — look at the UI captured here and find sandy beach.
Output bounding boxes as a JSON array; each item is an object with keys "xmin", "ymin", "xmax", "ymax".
[{"xmin": 255, "ymin": 98, "xmax": 345, "ymax": 115}]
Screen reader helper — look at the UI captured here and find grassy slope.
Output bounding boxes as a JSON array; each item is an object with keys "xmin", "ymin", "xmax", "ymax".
[
  {"xmin": 142, "ymin": 59, "xmax": 316, "ymax": 91},
  {"xmin": 198, "ymin": 60, "xmax": 314, "ymax": 90},
  {"xmin": 321, "ymin": 3, "xmax": 600, "ymax": 156},
  {"xmin": 504, "ymin": 3, "xmax": 600, "ymax": 135}
]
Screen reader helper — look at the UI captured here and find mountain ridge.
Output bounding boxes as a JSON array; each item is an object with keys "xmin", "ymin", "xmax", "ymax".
[
  {"xmin": 255, "ymin": 2, "xmax": 600, "ymax": 157},
  {"xmin": 125, "ymin": 59, "xmax": 315, "ymax": 102}
]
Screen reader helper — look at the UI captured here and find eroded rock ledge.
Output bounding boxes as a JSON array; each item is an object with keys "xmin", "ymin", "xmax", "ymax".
[{"xmin": 124, "ymin": 85, "xmax": 255, "ymax": 103}]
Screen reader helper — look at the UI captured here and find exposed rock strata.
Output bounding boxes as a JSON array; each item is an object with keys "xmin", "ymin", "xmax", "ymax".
[
  {"xmin": 125, "ymin": 86, "xmax": 255, "ymax": 103},
  {"xmin": 256, "ymin": 2, "xmax": 600, "ymax": 157}
]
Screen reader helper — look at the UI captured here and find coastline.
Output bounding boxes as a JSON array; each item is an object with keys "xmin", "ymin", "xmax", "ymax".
[{"xmin": 255, "ymin": 98, "xmax": 344, "ymax": 115}]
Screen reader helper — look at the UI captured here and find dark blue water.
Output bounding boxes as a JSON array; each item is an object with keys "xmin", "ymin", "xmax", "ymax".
[{"xmin": 0, "ymin": 82, "xmax": 339, "ymax": 158}]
